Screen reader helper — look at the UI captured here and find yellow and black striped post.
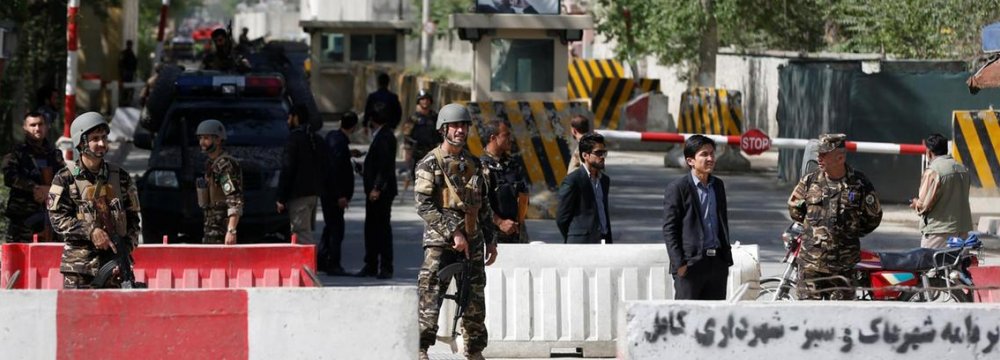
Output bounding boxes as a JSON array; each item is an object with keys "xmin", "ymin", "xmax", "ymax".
[
  {"xmin": 952, "ymin": 110, "xmax": 1000, "ymax": 189},
  {"xmin": 677, "ymin": 87, "xmax": 744, "ymax": 136},
  {"xmin": 568, "ymin": 59, "xmax": 625, "ymax": 100},
  {"xmin": 465, "ymin": 101, "xmax": 591, "ymax": 218}
]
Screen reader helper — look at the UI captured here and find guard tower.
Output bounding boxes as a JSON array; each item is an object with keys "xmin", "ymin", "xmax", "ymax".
[{"xmin": 449, "ymin": 13, "xmax": 592, "ymax": 101}]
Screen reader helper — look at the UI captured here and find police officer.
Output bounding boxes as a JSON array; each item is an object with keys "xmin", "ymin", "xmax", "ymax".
[
  {"xmin": 415, "ymin": 103, "xmax": 498, "ymax": 360},
  {"xmin": 402, "ymin": 90, "xmax": 443, "ymax": 189},
  {"xmin": 48, "ymin": 112, "xmax": 141, "ymax": 289},
  {"xmin": 196, "ymin": 119, "xmax": 243, "ymax": 245},
  {"xmin": 3, "ymin": 112, "xmax": 66, "ymax": 243},
  {"xmin": 480, "ymin": 118, "xmax": 529, "ymax": 243},
  {"xmin": 788, "ymin": 133, "xmax": 882, "ymax": 300}
]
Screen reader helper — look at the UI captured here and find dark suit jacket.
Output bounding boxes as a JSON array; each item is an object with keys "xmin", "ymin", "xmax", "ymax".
[
  {"xmin": 662, "ymin": 174, "xmax": 733, "ymax": 274},
  {"xmin": 557, "ymin": 167, "xmax": 612, "ymax": 244},
  {"xmin": 363, "ymin": 127, "xmax": 398, "ymax": 198},
  {"xmin": 325, "ymin": 129, "xmax": 354, "ymax": 201},
  {"xmin": 277, "ymin": 126, "xmax": 325, "ymax": 202},
  {"xmin": 363, "ymin": 89, "xmax": 402, "ymax": 129}
]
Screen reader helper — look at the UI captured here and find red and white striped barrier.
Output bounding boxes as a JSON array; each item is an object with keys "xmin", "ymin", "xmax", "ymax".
[
  {"xmin": 0, "ymin": 287, "xmax": 418, "ymax": 359},
  {"xmin": 154, "ymin": 0, "xmax": 170, "ymax": 63},
  {"xmin": 64, "ymin": 0, "xmax": 79, "ymax": 139},
  {"xmin": 596, "ymin": 129, "xmax": 927, "ymax": 156}
]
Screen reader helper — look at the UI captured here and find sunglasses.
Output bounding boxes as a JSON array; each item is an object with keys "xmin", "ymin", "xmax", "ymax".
[{"xmin": 589, "ymin": 150, "xmax": 608, "ymax": 157}]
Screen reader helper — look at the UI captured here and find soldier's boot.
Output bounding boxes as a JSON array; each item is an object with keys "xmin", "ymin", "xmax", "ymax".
[
  {"xmin": 418, "ymin": 348, "xmax": 429, "ymax": 360},
  {"xmin": 466, "ymin": 352, "xmax": 485, "ymax": 360}
]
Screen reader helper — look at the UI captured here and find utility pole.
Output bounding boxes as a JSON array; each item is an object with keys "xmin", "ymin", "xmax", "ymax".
[{"xmin": 420, "ymin": 0, "xmax": 431, "ymax": 71}]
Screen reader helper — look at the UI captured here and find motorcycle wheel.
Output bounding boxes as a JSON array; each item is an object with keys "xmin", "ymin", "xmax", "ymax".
[
  {"xmin": 901, "ymin": 278, "xmax": 973, "ymax": 303},
  {"xmin": 755, "ymin": 277, "xmax": 797, "ymax": 301}
]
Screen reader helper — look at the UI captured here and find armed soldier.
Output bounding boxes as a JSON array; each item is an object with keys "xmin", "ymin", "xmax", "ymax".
[
  {"xmin": 3, "ymin": 112, "xmax": 66, "ymax": 243},
  {"xmin": 401, "ymin": 90, "xmax": 443, "ymax": 189},
  {"xmin": 415, "ymin": 103, "xmax": 498, "ymax": 360},
  {"xmin": 788, "ymin": 134, "xmax": 882, "ymax": 300},
  {"xmin": 195, "ymin": 119, "xmax": 243, "ymax": 245},
  {"xmin": 480, "ymin": 118, "xmax": 529, "ymax": 243},
  {"xmin": 48, "ymin": 112, "xmax": 141, "ymax": 289}
]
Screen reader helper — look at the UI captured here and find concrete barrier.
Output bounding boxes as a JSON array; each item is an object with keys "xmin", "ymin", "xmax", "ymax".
[
  {"xmin": 0, "ymin": 287, "xmax": 418, "ymax": 360},
  {"xmin": 623, "ymin": 301, "xmax": 1000, "ymax": 359},
  {"xmin": 970, "ymin": 265, "xmax": 1000, "ymax": 303},
  {"xmin": 435, "ymin": 243, "xmax": 760, "ymax": 358}
]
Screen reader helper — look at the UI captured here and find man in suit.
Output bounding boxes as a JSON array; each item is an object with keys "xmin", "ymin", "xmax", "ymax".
[
  {"xmin": 662, "ymin": 135, "xmax": 733, "ymax": 300},
  {"xmin": 556, "ymin": 132, "xmax": 612, "ymax": 244},
  {"xmin": 319, "ymin": 111, "xmax": 359, "ymax": 276},
  {"xmin": 359, "ymin": 104, "xmax": 399, "ymax": 279},
  {"xmin": 363, "ymin": 73, "xmax": 403, "ymax": 130}
]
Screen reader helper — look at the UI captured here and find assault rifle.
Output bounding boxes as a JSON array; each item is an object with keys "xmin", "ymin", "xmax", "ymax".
[
  {"xmin": 437, "ymin": 257, "xmax": 473, "ymax": 353},
  {"xmin": 92, "ymin": 235, "xmax": 147, "ymax": 289}
]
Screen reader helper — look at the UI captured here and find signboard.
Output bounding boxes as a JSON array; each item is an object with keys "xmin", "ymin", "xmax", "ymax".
[
  {"xmin": 475, "ymin": 0, "xmax": 561, "ymax": 15},
  {"xmin": 740, "ymin": 129, "xmax": 771, "ymax": 155}
]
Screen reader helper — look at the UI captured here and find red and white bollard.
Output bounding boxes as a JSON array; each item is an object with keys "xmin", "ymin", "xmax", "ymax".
[
  {"xmin": 57, "ymin": 0, "xmax": 80, "ymax": 161},
  {"xmin": 154, "ymin": 0, "xmax": 170, "ymax": 63}
]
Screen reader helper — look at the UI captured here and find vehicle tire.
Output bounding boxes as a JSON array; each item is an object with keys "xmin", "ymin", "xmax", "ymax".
[
  {"xmin": 141, "ymin": 64, "xmax": 184, "ymax": 131},
  {"xmin": 901, "ymin": 278, "xmax": 973, "ymax": 303},
  {"xmin": 755, "ymin": 277, "xmax": 797, "ymax": 301}
]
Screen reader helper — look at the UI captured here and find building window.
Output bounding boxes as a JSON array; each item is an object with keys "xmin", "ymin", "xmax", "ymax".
[
  {"xmin": 320, "ymin": 33, "xmax": 345, "ymax": 63},
  {"xmin": 490, "ymin": 39, "xmax": 554, "ymax": 93},
  {"xmin": 350, "ymin": 34, "xmax": 398, "ymax": 62}
]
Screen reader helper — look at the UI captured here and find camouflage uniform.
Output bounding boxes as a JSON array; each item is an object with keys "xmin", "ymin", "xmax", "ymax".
[
  {"xmin": 788, "ymin": 134, "xmax": 882, "ymax": 300},
  {"xmin": 481, "ymin": 151, "xmax": 529, "ymax": 243},
  {"xmin": 415, "ymin": 147, "xmax": 495, "ymax": 355},
  {"xmin": 402, "ymin": 110, "xmax": 442, "ymax": 182},
  {"xmin": 198, "ymin": 152, "xmax": 243, "ymax": 244},
  {"xmin": 2, "ymin": 140, "xmax": 65, "ymax": 243},
  {"xmin": 48, "ymin": 161, "xmax": 140, "ymax": 289}
]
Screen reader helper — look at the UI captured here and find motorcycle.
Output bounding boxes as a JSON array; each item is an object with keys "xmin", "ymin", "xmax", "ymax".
[{"xmin": 757, "ymin": 223, "xmax": 980, "ymax": 302}]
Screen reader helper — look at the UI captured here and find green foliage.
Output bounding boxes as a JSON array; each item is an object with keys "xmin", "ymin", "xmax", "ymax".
[
  {"xmin": 411, "ymin": 0, "xmax": 471, "ymax": 36},
  {"xmin": 596, "ymin": 0, "xmax": 1000, "ymax": 79}
]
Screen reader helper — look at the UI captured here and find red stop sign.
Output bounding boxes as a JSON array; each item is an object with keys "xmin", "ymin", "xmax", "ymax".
[{"xmin": 740, "ymin": 129, "xmax": 771, "ymax": 155}]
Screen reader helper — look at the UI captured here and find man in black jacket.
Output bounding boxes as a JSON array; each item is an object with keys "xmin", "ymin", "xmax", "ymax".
[
  {"xmin": 363, "ymin": 73, "xmax": 403, "ymax": 130},
  {"xmin": 359, "ymin": 104, "xmax": 398, "ymax": 279},
  {"xmin": 277, "ymin": 104, "xmax": 325, "ymax": 245},
  {"xmin": 319, "ymin": 112, "xmax": 359, "ymax": 276},
  {"xmin": 556, "ymin": 133, "xmax": 612, "ymax": 244},
  {"xmin": 662, "ymin": 135, "xmax": 733, "ymax": 300}
]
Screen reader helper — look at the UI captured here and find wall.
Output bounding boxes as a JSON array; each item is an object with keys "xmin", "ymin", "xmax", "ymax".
[
  {"xmin": 300, "ymin": 0, "xmax": 411, "ymax": 22},
  {"xmin": 624, "ymin": 301, "xmax": 1000, "ymax": 359}
]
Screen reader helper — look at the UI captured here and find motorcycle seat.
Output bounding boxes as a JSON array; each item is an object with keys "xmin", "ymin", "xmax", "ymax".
[{"xmin": 869, "ymin": 248, "xmax": 959, "ymax": 272}]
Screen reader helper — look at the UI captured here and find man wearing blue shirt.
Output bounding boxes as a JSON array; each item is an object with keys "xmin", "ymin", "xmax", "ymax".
[{"xmin": 662, "ymin": 135, "xmax": 733, "ymax": 300}]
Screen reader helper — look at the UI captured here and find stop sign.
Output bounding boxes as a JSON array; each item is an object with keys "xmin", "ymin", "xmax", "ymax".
[{"xmin": 740, "ymin": 129, "xmax": 771, "ymax": 155}]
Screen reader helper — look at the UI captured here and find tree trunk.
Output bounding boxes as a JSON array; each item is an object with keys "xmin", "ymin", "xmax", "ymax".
[{"xmin": 694, "ymin": 0, "xmax": 718, "ymax": 87}]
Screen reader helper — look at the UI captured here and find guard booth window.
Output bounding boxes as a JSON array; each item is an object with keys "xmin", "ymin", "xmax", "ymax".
[
  {"xmin": 490, "ymin": 39, "xmax": 554, "ymax": 93},
  {"xmin": 350, "ymin": 34, "xmax": 398, "ymax": 62},
  {"xmin": 320, "ymin": 33, "xmax": 345, "ymax": 63}
]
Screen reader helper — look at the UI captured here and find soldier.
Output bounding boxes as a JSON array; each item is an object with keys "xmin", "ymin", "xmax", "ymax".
[
  {"xmin": 201, "ymin": 28, "xmax": 249, "ymax": 72},
  {"xmin": 3, "ymin": 112, "xmax": 66, "ymax": 243},
  {"xmin": 480, "ymin": 118, "xmax": 529, "ymax": 243},
  {"xmin": 401, "ymin": 90, "xmax": 442, "ymax": 189},
  {"xmin": 195, "ymin": 119, "xmax": 243, "ymax": 245},
  {"xmin": 788, "ymin": 133, "xmax": 882, "ymax": 300},
  {"xmin": 415, "ymin": 103, "xmax": 498, "ymax": 360},
  {"xmin": 48, "ymin": 112, "xmax": 141, "ymax": 289}
]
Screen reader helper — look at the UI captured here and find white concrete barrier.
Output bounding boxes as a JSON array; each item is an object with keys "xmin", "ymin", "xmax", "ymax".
[
  {"xmin": 436, "ymin": 243, "xmax": 760, "ymax": 358},
  {"xmin": 623, "ymin": 301, "xmax": 1000, "ymax": 360},
  {"xmin": 0, "ymin": 287, "xmax": 418, "ymax": 360}
]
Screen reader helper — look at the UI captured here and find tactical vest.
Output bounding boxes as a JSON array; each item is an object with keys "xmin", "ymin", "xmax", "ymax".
[
  {"xmin": 69, "ymin": 163, "xmax": 128, "ymax": 237},
  {"xmin": 197, "ymin": 154, "xmax": 236, "ymax": 208},
  {"xmin": 921, "ymin": 155, "xmax": 973, "ymax": 234},
  {"xmin": 484, "ymin": 156, "xmax": 524, "ymax": 220},
  {"xmin": 433, "ymin": 147, "xmax": 483, "ymax": 236}
]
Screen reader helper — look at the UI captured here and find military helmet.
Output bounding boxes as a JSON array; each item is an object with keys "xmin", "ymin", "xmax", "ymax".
[
  {"xmin": 70, "ymin": 112, "xmax": 108, "ymax": 149},
  {"xmin": 416, "ymin": 89, "xmax": 432, "ymax": 103},
  {"xmin": 436, "ymin": 103, "xmax": 472, "ymax": 129},
  {"xmin": 196, "ymin": 119, "xmax": 227, "ymax": 140}
]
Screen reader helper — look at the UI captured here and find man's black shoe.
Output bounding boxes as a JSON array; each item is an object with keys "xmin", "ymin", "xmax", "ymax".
[
  {"xmin": 354, "ymin": 268, "xmax": 378, "ymax": 277},
  {"xmin": 326, "ymin": 267, "xmax": 349, "ymax": 276}
]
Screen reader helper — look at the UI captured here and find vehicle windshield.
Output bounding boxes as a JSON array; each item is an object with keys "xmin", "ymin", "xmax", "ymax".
[{"xmin": 161, "ymin": 106, "xmax": 289, "ymax": 147}]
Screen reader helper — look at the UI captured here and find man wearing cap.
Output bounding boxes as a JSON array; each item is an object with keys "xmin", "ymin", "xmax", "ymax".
[
  {"xmin": 401, "ymin": 90, "xmax": 442, "ymax": 190},
  {"xmin": 788, "ymin": 133, "xmax": 882, "ymax": 300},
  {"xmin": 196, "ymin": 119, "xmax": 243, "ymax": 245},
  {"xmin": 48, "ymin": 112, "xmax": 141, "ymax": 288}
]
